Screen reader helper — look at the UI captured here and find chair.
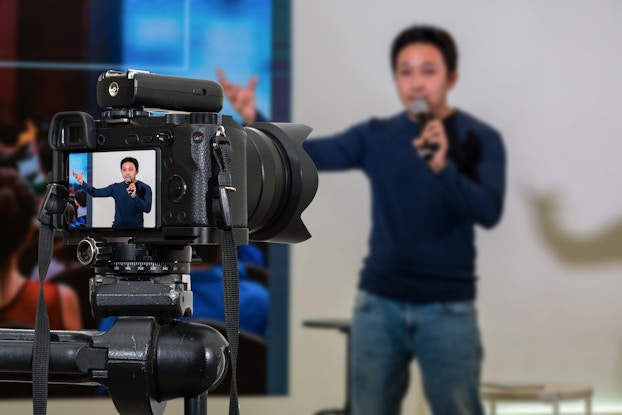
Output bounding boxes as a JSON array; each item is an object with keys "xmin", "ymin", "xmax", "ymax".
[
  {"xmin": 192, "ymin": 318, "xmax": 268, "ymax": 395},
  {"xmin": 243, "ymin": 263, "xmax": 269, "ymax": 287},
  {"xmin": 303, "ymin": 318, "xmax": 352, "ymax": 415}
]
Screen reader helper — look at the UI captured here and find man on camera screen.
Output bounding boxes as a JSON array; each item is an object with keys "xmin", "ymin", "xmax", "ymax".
[{"xmin": 72, "ymin": 156, "xmax": 152, "ymax": 228}]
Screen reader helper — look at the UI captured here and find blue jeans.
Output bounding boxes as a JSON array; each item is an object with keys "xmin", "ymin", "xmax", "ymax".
[{"xmin": 350, "ymin": 290, "xmax": 484, "ymax": 415}]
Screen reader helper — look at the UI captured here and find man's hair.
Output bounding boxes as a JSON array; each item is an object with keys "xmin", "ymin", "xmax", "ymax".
[
  {"xmin": 120, "ymin": 157, "xmax": 139, "ymax": 171},
  {"xmin": 75, "ymin": 189, "xmax": 87, "ymax": 206},
  {"xmin": 390, "ymin": 25, "xmax": 458, "ymax": 74}
]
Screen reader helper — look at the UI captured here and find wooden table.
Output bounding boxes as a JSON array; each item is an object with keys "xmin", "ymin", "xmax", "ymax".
[{"xmin": 480, "ymin": 382, "xmax": 593, "ymax": 415}]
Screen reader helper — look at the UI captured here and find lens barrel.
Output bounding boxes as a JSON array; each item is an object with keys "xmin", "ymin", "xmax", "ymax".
[{"xmin": 244, "ymin": 122, "xmax": 318, "ymax": 243}]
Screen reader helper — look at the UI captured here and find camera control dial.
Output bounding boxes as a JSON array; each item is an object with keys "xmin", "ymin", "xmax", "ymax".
[
  {"xmin": 167, "ymin": 174, "xmax": 187, "ymax": 203},
  {"xmin": 77, "ymin": 237, "xmax": 112, "ymax": 267}
]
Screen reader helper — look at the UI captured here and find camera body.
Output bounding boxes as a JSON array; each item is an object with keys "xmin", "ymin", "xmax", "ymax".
[
  {"xmin": 43, "ymin": 70, "xmax": 317, "ymax": 246},
  {"xmin": 48, "ymin": 109, "xmax": 248, "ymax": 245}
]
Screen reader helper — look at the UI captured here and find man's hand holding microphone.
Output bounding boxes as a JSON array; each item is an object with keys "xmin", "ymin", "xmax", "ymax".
[
  {"xmin": 125, "ymin": 177, "xmax": 136, "ymax": 198},
  {"xmin": 411, "ymin": 98, "xmax": 449, "ymax": 173}
]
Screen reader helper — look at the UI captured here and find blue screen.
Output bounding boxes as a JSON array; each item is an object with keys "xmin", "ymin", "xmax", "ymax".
[
  {"xmin": 121, "ymin": 0, "xmax": 272, "ymax": 121},
  {"xmin": 118, "ymin": 0, "xmax": 289, "ymax": 395}
]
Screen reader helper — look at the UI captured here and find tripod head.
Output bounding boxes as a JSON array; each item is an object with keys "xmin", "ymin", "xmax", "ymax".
[
  {"xmin": 0, "ymin": 236, "xmax": 230, "ymax": 415},
  {"xmin": 78, "ymin": 238, "xmax": 195, "ymax": 319}
]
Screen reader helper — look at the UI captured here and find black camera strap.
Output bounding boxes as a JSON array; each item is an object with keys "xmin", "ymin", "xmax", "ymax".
[
  {"xmin": 32, "ymin": 182, "xmax": 68, "ymax": 415},
  {"xmin": 33, "ymin": 224, "xmax": 53, "ymax": 415},
  {"xmin": 221, "ymin": 225, "xmax": 240, "ymax": 415},
  {"xmin": 212, "ymin": 126, "xmax": 241, "ymax": 415}
]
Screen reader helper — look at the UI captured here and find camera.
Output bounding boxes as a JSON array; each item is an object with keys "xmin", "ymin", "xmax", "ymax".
[
  {"xmin": 38, "ymin": 68, "xmax": 319, "ymax": 322},
  {"xmin": 43, "ymin": 69, "xmax": 318, "ymax": 246},
  {"xmin": 3, "ymin": 70, "xmax": 319, "ymax": 414}
]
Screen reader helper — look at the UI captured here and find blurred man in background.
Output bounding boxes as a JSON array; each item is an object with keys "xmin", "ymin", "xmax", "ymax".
[{"xmin": 219, "ymin": 24, "xmax": 505, "ymax": 415}]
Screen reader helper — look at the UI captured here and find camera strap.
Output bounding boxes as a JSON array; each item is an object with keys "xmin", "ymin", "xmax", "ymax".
[
  {"xmin": 212, "ymin": 126, "xmax": 241, "ymax": 415},
  {"xmin": 32, "ymin": 182, "xmax": 68, "ymax": 415},
  {"xmin": 33, "ymin": 224, "xmax": 53, "ymax": 415}
]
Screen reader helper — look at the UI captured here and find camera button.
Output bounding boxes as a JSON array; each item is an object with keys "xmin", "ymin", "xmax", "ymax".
[
  {"xmin": 167, "ymin": 174, "xmax": 186, "ymax": 203},
  {"xmin": 141, "ymin": 135, "xmax": 153, "ymax": 143},
  {"xmin": 177, "ymin": 211, "xmax": 187, "ymax": 222},
  {"xmin": 163, "ymin": 211, "xmax": 173, "ymax": 223},
  {"xmin": 125, "ymin": 134, "xmax": 139, "ymax": 145},
  {"xmin": 192, "ymin": 131, "xmax": 204, "ymax": 143},
  {"xmin": 157, "ymin": 130, "xmax": 173, "ymax": 146}
]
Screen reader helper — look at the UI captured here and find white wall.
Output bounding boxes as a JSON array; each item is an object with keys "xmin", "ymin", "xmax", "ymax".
[
  {"xmin": 284, "ymin": 0, "xmax": 622, "ymax": 413},
  {"xmin": 8, "ymin": 0, "xmax": 622, "ymax": 414}
]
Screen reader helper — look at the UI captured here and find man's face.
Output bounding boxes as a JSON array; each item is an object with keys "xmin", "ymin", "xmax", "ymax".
[
  {"xmin": 121, "ymin": 161, "xmax": 138, "ymax": 182},
  {"xmin": 393, "ymin": 42, "xmax": 458, "ymax": 118}
]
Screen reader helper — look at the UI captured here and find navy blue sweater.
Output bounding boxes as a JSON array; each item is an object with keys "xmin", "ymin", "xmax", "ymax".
[
  {"xmin": 81, "ymin": 180, "xmax": 152, "ymax": 228},
  {"xmin": 302, "ymin": 110, "xmax": 505, "ymax": 302}
]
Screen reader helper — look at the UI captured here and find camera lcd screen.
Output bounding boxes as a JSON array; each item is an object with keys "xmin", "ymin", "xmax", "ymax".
[{"xmin": 68, "ymin": 150, "xmax": 158, "ymax": 229}]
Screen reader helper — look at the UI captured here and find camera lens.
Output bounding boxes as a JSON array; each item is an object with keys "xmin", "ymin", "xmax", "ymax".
[{"xmin": 244, "ymin": 123, "xmax": 318, "ymax": 243}]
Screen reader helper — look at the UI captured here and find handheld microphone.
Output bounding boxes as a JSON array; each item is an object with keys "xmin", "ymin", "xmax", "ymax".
[
  {"xmin": 413, "ymin": 98, "xmax": 432, "ymax": 130},
  {"xmin": 412, "ymin": 98, "xmax": 439, "ymax": 161},
  {"xmin": 125, "ymin": 177, "xmax": 134, "ymax": 195}
]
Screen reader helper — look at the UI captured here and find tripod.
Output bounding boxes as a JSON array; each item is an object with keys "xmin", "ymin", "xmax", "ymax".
[{"xmin": 0, "ymin": 240, "xmax": 230, "ymax": 415}]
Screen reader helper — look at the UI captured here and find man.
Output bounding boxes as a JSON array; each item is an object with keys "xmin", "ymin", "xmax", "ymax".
[
  {"xmin": 74, "ymin": 188, "xmax": 87, "ymax": 223},
  {"xmin": 218, "ymin": 24, "xmax": 505, "ymax": 415},
  {"xmin": 72, "ymin": 157, "xmax": 152, "ymax": 228}
]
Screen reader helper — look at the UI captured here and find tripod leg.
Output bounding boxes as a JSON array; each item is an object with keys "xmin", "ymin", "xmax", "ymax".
[{"xmin": 185, "ymin": 391, "xmax": 207, "ymax": 415}]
